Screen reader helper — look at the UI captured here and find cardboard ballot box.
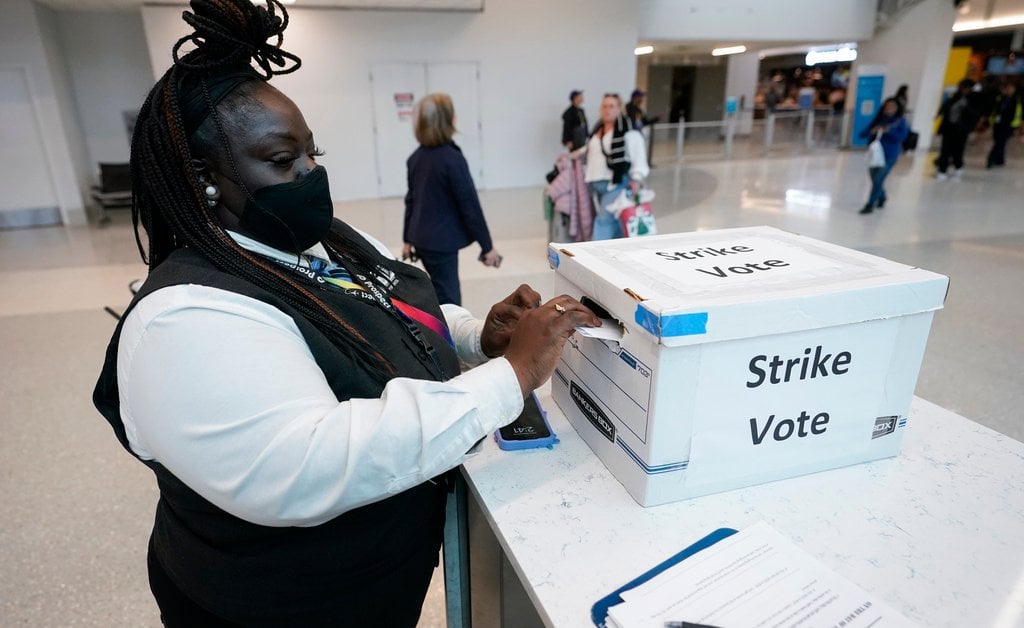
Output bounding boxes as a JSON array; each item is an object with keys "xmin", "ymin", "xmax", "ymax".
[{"xmin": 548, "ymin": 226, "xmax": 948, "ymax": 507}]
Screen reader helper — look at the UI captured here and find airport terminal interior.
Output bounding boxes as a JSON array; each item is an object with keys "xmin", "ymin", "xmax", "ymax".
[{"xmin": 2, "ymin": 0, "xmax": 1023, "ymax": 626}]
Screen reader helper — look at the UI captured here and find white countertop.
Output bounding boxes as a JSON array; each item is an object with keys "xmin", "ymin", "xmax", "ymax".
[{"xmin": 461, "ymin": 393, "xmax": 1024, "ymax": 627}]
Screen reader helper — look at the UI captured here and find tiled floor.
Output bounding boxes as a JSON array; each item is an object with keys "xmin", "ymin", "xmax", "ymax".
[{"xmin": 1, "ymin": 139, "xmax": 1021, "ymax": 626}]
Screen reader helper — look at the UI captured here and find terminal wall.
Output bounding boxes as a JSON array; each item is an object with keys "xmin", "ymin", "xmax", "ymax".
[{"xmin": 142, "ymin": 0, "xmax": 640, "ymax": 201}]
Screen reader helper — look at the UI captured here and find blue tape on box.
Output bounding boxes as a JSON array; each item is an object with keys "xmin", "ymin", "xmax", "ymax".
[{"xmin": 634, "ymin": 305, "xmax": 708, "ymax": 338}]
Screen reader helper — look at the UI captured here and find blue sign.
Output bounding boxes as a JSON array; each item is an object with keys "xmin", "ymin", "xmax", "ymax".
[
  {"xmin": 725, "ymin": 97, "xmax": 738, "ymax": 114},
  {"xmin": 851, "ymin": 74, "xmax": 884, "ymax": 147}
]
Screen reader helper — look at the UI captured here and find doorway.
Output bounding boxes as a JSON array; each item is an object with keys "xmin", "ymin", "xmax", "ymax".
[{"xmin": 369, "ymin": 62, "xmax": 482, "ymax": 198}]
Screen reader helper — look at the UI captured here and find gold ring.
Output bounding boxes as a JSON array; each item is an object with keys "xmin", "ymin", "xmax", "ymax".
[{"xmin": 554, "ymin": 303, "xmax": 567, "ymax": 314}]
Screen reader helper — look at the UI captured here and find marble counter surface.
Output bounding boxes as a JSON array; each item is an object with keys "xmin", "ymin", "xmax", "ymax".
[{"xmin": 460, "ymin": 394, "xmax": 1024, "ymax": 627}]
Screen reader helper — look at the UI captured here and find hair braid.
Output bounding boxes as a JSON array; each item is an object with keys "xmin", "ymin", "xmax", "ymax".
[{"xmin": 129, "ymin": 0, "xmax": 395, "ymax": 381}]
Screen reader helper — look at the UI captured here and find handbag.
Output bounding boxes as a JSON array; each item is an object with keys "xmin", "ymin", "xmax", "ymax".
[
  {"xmin": 867, "ymin": 138, "xmax": 885, "ymax": 168},
  {"xmin": 618, "ymin": 196, "xmax": 657, "ymax": 237},
  {"xmin": 902, "ymin": 130, "xmax": 919, "ymax": 152}
]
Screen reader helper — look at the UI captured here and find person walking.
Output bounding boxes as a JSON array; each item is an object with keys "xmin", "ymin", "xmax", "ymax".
[
  {"xmin": 986, "ymin": 81, "xmax": 1022, "ymax": 168},
  {"xmin": 860, "ymin": 97, "xmax": 909, "ymax": 214},
  {"xmin": 893, "ymin": 84, "xmax": 909, "ymax": 116},
  {"xmin": 935, "ymin": 79, "xmax": 984, "ymax": 180},
  {"xmin": 582, "ymin": 93, "xmax": 649, "ymax": 239},
  {"xmin": 626, "ymin": 88, "xmax": 653, "ymax": 130},
  {"xmin": 404, "ymin": 93, "xmax": 500, "ymax": 306},
  {"xmin": 561, "ymin": 90, "xmax": 588, "ymax": 150}
]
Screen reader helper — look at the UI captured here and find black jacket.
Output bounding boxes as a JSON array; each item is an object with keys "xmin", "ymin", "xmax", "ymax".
[
  {"xmin": 938, "ymin": 91, "xmax": 984, "ymax": 135},
  {"xmin": 404, "ymin": 142, "xmax": 493, "ymax": 254},
  {"xmin": 561, "ymin": 105, "xmax": 588, "ymax": 149}
]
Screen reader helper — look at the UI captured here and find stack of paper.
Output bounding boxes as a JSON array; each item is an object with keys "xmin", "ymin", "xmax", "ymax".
[{"xmin": 605, "ymin": 522, "xmax": 916, "ymax": 628}]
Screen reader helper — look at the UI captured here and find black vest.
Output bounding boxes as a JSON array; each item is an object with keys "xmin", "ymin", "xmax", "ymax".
[{"xmin": 93, "ymin": 222, "xmax": 461, "ymax": 624}]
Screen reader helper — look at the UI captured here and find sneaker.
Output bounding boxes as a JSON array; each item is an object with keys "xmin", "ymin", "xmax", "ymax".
[
  {"xmin": 953, "ymin": 168, "xmax": 963, "ymax": 179},
  {"xmin": 935, "ymin": 172, "xmax": 948, "ymax": 181},
  {"xmin": 859, "ymin": 204, "xmax": 874, "ymax": 214},
  {"xmin": 877, "ymin": 198, "xmax": 886, "ymax": 209}
]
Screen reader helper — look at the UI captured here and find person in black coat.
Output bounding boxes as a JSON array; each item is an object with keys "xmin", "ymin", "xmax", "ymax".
[
  {"xmin": 562, "ymin": 90, "xmax": 588, "ymax": 150},
  {"xmin": 935, "ymin": 79, "xmax": 984, "ymax": 180},
  {"xmin": 404, "ymin": 93, "xmax": 500, "ymax": 306},
  {"xmin": 986, "ymin": 82, "xmax": 1022, "ymax": 168}
]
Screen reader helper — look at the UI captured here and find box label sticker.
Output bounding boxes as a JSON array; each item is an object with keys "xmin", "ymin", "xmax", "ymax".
[
  {"xmin": 872, "ymin": 415, "xmax": 899, "ymax": 439},
  {"xmin": 621, "ymin": 236, "xmax": 845, "ymax": 290},
  {"xmin": 570, "ymin": 381, "xmax": 616, "ymax": 442}
]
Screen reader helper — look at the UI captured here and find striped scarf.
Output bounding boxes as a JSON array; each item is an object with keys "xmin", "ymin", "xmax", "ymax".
[{"xmin": 596, "ymin": 114, "xmax": 632, "ymax": 184}]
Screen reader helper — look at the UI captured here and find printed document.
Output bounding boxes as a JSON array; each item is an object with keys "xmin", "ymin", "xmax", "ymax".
[{"xmin": 606, "ymin": 521, "xmax": 915, "ymax": 628}]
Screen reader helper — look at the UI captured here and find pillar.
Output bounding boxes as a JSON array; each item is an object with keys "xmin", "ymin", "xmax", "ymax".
[
  {"xmin": 724, "ymin": 51, "xmax": 759, "ymax": 135},
  {"xmin": 848, "ymin": 0, "xmax": 957, "ymax": 150}
]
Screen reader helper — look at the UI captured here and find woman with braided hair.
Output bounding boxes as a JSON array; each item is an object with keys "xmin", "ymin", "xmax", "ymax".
[{"xmin": 93, "ymin": 1, "xmax": 598, "ymax": 625}]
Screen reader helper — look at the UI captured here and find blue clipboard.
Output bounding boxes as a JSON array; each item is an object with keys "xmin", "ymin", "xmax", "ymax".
[{"xmin": 591, "ymin": 528, "xmax": 738, "ymax": 627}]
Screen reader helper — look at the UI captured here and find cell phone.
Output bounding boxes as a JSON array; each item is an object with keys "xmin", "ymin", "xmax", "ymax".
[
  {"xmin": 478, "ymin": 252, "xmax": 502, "ymax": 268},
  {"xmin": 495, "ymin": 392, "xmax": 558, "ymax": 451}
]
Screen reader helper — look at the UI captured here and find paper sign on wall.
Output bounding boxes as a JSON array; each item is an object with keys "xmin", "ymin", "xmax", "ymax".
[{"xmin": 394, "ymin": 92, "xmax": 415, "ymax": 121}]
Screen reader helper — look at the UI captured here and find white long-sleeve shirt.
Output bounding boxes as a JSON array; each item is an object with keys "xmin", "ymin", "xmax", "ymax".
[
  {"xmin": 584, "ymin": 128, "xmax": 650, "ymax": 183},
  {"xmin": 116, "ymin": 229, "xmax": 524, "ymax": 528}
]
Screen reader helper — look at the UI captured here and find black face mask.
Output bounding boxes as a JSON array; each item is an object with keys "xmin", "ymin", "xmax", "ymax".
[{"xmin": 239, "ymin": 165, "xmax": 334, "ymax": 253}]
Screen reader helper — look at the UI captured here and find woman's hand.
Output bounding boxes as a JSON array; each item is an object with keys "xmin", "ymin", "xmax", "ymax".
[
  {"xmin": 628, "ymin": 179, "xmax": 641, "ymax": 196},
  {"xmin": 480, "ymin": 249, "xmax": 502, "ymax": 267},
  {"xmin": 480, "ymin": 284, "xmax": 541, "ymax": 358},
  {"xmin": 502, "ymin": 295, "xmax": 600, "ymax": 396},
  {"xmin": 401, "ymin": 242, "xmax": 417, "ymax": 262}
]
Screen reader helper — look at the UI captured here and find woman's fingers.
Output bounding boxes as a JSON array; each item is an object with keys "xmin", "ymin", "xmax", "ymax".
[
  {"xmin": 502, "ymin": 296, "xmax": 600, "ymax": 395},
  {"xmin": 506, "ymin": 284, "xmax": 542, "ymax": 309}
]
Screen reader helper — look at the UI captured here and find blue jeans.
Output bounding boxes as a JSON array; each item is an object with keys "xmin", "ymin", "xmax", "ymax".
[
  {"xmin": 589, "ymin": 180, "xmax": 628, "ymax": 240},
  {"xmin": 867, "ymin": 158, "xmax": 896, "ymax": 207}
]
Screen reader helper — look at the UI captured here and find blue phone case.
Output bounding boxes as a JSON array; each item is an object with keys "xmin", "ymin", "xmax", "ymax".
[{"xmin": 495, "ymin": 392, "xmax": 559, "ymax": 451}]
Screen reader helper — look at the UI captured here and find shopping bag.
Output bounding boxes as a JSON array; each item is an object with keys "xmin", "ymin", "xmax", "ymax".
[
  {"xmin": 607, "ymin": 188, "xmax": 656, "ymax": 216},
  {"xmin": 867, "ymin": 139, "xmax": 885, "ymax": 168},
  {"xmin": 619, "ymin": 201, "xmax": 657, "ymax": 237}
]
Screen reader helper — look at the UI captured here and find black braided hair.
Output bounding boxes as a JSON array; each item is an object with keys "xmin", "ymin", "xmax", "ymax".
[{"xmin": 130, "ymin": 0, "xmax": 395, "ymax": 381}]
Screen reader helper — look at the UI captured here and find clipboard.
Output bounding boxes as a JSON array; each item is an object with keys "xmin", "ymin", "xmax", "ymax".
[{"xmin": 591, "ymin": 528, "xmax": 738, "ymax": 628}]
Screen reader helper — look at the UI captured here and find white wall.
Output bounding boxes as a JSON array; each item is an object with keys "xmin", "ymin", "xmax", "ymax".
[
  {"xmin": 141, "ymin": 0, "xmax": 639, "ymax": 201},
  {"xmin": 56, "ymin": 10, "xmax": 153, "ymax": 169},
  {"xmin": 639, "ymin": 0, "xmax": 875, "ymax": 42},
  {"xmin": 0, "ymin": 0, "xmax": 87, "ymax": 225},
  {"xmin": 851, "ymin": 0, "xmax": 956, "ymax": 150}
]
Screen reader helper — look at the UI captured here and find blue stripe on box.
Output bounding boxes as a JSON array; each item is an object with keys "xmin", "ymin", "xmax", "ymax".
[
  {"xmin": 634, "ymin": 305, "xmax": 708, "ymax": 338},
  {"xmin": 616, "ymin": 438, "xmax": 688, "ymax": 475}
]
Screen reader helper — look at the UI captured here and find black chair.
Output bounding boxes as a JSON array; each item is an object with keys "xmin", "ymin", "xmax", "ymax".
[{"xmin": 91, "ymin": 162, "xmax": 132, "ymax": 223}]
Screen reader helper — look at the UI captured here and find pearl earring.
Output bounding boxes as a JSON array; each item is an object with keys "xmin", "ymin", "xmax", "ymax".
[{"xmin": 204, "ymin": 184, "xmax": 219, "ymax": 207}]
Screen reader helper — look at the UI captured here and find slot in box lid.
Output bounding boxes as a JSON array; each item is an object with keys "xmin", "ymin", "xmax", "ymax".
[{"xmin": 550, "ymin": 226, "xmax": 948, "ymax": 347}]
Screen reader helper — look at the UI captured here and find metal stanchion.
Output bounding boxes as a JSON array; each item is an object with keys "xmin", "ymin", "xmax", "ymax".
[
  {"xmin": 646, "ymin": 121, "xmax": 655, "ymax": 166},
  {"xmin": 724, "ymin": 113, "xmax": 736, "ymax": 159},
  {"xmin": 764, "ymin": 112, "xmax": 775, "ymax": 155},
  {"xmin": 805, "ymin": 108, "xmax": 816, "ymax": 148},
  {"xmin": 675, "ymin": 118, "xmax": 685, "ymax": 161}
]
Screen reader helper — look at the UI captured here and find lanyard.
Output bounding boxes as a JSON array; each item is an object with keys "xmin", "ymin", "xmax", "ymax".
[{"xmin": 273, "ymin": 254, "xmax": 452, "ymax": 381}]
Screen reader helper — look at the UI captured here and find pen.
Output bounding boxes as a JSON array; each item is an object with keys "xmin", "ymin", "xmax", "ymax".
[{"xmin": 664, "ymin": 622, "xmax": 722, "ymax": 628}]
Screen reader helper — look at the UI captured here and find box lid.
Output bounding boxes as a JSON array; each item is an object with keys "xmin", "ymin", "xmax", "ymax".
[{"xmin": 549, "ymin": 226, "xmax": 949, "ymax": 347}]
